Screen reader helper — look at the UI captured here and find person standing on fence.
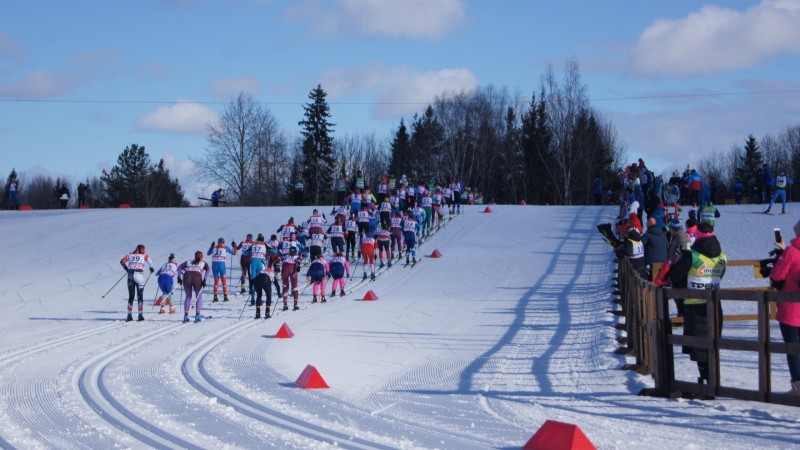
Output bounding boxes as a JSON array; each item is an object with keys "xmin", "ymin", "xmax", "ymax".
[
  {"xmin": 669, "ymin": 221, "xmax": 727, "ymax": 385},
  {"xmin": 616, "ymin": 227, "xmax": 647, "ymax": 279},
  {"xmin": 768, "ymin": 219, "xmax": 800, "ymax": 393}
]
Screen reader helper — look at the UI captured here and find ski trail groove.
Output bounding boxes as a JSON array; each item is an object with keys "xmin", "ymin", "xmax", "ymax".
[
  {"xmin": 181, "ymin": 320, "xmax": 396, "ymax": 449},
  {"xmin": 75, "ymin": 323, "xmax": 204, "ymax": 449}
]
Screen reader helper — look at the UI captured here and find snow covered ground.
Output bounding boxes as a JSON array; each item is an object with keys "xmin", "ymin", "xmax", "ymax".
[{"xmin": 1, "ymin": 203, "xmax": 799, "ymax": 449}]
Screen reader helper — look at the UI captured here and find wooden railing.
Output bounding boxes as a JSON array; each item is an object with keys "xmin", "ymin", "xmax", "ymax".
[{"xmin": 616, "ymin": 257, "xmax": 800, "ymax": 406}]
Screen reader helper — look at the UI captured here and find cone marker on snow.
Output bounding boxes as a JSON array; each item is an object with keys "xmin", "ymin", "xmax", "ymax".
[
  {"xmin": 430, "ymin": 249, "xmax": 442, "ymax": 258},
  {"xmin": 295, "ymin": 364, "xmax": 330, "ymax": 389},
  {"xmin": 362, "ymin": 290, "xmax": 379, "ymax": 301},
  {"xmin": 275, "ymin": 323, "xmax": 295, "ymax": 338},
  {"xmin": 522, "ymin": 420, "xmax": 596, "ymax": 450},
  {"xmin": 483, "ymin": 206, "xmax": 492, "ymax": 213},
  {"xmin": 19, "ymin": 205, "xmax": 34, "ymax": 211},
  {"xmin": 520, "ymin": 200, "xmax": 526, "ymax": 205}
]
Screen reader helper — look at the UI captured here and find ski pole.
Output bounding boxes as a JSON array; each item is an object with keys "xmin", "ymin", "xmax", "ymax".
[
  {"xmin": 238, "ymin": 290, "xmax": 250, "ymax": 320},
  {"xmin": 151, "ymin": 285, "xmax": 161, "ymax": 311},
  {"xmin": 101, "ymin": 272, "xmax": 127, "ymax": 299}
]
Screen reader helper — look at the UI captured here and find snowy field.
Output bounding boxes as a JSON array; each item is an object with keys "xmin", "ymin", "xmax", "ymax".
[{"xmin": 0, "ymin": 203, "xmax": 799, "ymax": 449}]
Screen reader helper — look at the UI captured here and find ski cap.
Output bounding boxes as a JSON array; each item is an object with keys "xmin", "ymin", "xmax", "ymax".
[
  {"xmin": 218, "ymin": 237, "xmax": 225, "ymax": 244},
  {"xmin": 168, "ymin": 253, "xmax": 175, "ymax": 261},
  {"xmin": 668, "ymin": 219, "xmax": 683, "ymax": 231},
  {"xmin": 135, "ymin": 244, "xmax": 145, "ymax": 253},
  {"xmin": 246, "ymin": 233, "xmax": 253, "ymax": 239},
  {"xmin": 194, "ymin": 250, "xmax": 204, "ymax": 260}
]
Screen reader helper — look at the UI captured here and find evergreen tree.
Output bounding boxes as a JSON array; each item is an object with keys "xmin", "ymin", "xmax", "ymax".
[
  {"xmin": 102, "ymin": 144, "xmax": 187, "ymax": 207},
  {"xmin": 298, "ymin": 84, "xmax": 336, "ymax": 205},
  {"xmin": 389, "ymin": 119, "xmax": 411, "ymax": 179},
  {"xmin": 520, "ymin": 91, "xmax": 553, "ymax": 204},
  {"xmin": 737, "ymin": 134, "xmax": 764, "ymax": 192},
  {"xmin": 408, "ymin": 105, "xmax": 444, "ymax": 183}
]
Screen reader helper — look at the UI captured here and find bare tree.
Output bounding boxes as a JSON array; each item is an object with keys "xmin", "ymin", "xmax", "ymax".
[{"xmin": 193, "ymin": 92, "xmax": 281, "ymax": 205}]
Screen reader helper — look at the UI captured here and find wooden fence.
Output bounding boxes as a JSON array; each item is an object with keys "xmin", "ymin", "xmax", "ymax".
[{"xmin": 616, "ymin": 257, "xmax": 800, "ymax": 406}]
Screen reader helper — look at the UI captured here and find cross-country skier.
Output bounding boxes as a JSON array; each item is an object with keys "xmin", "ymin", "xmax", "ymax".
[
  {"xmin": 349, "ymin": 189, "xmax": 362, "ymax": 216},
  {"xmin": 420, "ymin": 190, "xmax": 433, "ymax": 235},
  {"xmin": 376, "ymin": 226, "xmax": 392, "ymax": 267},
  {"xmin": 390, "ymin": 211, "xmax": 405, "ymax": 259},
  {"xmin": 403, "ymin": 211, "xmax": 420, "ymax": 265},
  {"xmin": 361, "ymin": 232, "xmax": 377, "ymax": 280},
  {"xmin": 345, "ymin": 214, "xmax": 358, "ymax": 260},
  {"xmin": 327, "ymin": 215, "xmax": 346, "ymax": 254},
  {"xmin": 356, "ymin": 203, "xmax": 372, "ymax": 252},
  {"xmin": 432, "ymin": 187, "xmax": 445, "ymax": 228},
  {"xmin": 306, "ymin": 253, "xmax": 329, "ymax": 303},
  {"xmin": 234, "ymin": 234, "xmax": 254, "ymax": 294},
  {"xmin": 308, "ymin": 227, "xmax": 327, "ymax": 261},
  {"xmin": 120, "ymin": 244, "xmax": 154, "ymax": 322},
  {"xmin": 207, "ymin": 238, "xmax": 236, "ymax": 302},
  {"xmin": 379, "ymin": 196, "xmax": 392, "ymax": 230},
  {"xmin": 281, "ymin": 246, "xmax": 303, "ymax": 311},
  {"xmin": 177, "ymin": 251, "xmax": 210, "ymax": 323},
  {"xmin": 250, "ymin": 239, "xmax": 274, "ymax": 319},
  {"xmin": 277, "ymin": 217, "xmax": 297, "ymax": 241},
  {"xmin": 155, "ymin": 253, "xmax": 178, "ymax": 314},
  {"xmin": 307, "ymin": 208, "xmax": 327, "ymax": 234},
  {"xmin": 328, "ymin": 252, "xmax": 350, "ymax": 297}
]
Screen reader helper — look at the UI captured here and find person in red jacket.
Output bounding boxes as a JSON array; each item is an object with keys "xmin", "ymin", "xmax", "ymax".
[{"xmin": 769, "ymin": 219, "xmax": 800, "ymax": 393}]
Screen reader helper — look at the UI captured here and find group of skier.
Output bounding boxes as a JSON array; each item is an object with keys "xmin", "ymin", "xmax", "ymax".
[{"xmin": 117, "ymin": 180, "xmax": 463, "ymax": 323}]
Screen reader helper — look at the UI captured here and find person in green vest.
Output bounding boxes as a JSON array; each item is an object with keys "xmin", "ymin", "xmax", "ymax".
[
  {"xmin": 352, "ymin": 169, "xmax": 365, "ymax": 192},
  {"xmin": 669, "ymin": 221, "xmax": 727, "ymax": 386},
  {"xmin": 335, "ymin": 177, "xmax": 347, "ymax": 206}
]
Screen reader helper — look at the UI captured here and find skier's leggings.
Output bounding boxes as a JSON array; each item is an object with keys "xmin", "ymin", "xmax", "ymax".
[
  {"xmin": 330, "ymin": 237, "xmax": 345, "ymax": 254},
  {"xmin": 183, "ymin": 275, "xmax": 204, "ymax": 314},
  {"xmin": 281, "ymin": 270, "xmax": 299, "ymax": 301},
  {"xmin": 127, "ymin": 271, "xmax": 145, "ymax": 312},
  {"xmin": 332, "ymin": 277, "xmax": 347, "ymax": 292},
  {"xmin": 346, "ymin": 232, "xmax": 357, "ymax": 257},
  {"xmin": 391, "ymin": 230, "xmax": 403, "ymax": 254},
  {"xmin": 253, "ymin": 273, "xmax": 272, "ymax": 309},
  {"xmin": 240, "ymin": 255, "xmax": 252, "ymax": 284}
]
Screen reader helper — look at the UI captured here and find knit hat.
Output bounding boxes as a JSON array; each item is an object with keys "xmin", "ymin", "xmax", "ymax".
[{"xmin": 669, "ymin": 219, "xmax": 683, "ymax": 231}]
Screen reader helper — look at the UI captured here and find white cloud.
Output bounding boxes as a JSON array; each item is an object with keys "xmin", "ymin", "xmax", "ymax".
[
  {"xmin": 321, "ymin": 62, "xmax": 478, "ymax": 118},
  {"xmin": 0, "ymin": 32, "xmax": 27, "ymax": 63},
  {"xmin": 136, "ymin": 100, "xmax": 218, "ymax": 135},
  {"xmin": 632, "ymin": 0, "xmax": 800, "ymax": 76},
  {"xmin": 208, "ymin": 76, "xmax": 263, "ymax": 99},
  {"xmin": 285, "ymin": 0, "xmax": 466, "ymax": 39},
  {"xmin": 0, "ymin": 71, "xmax": 75, "ymax": 98}
]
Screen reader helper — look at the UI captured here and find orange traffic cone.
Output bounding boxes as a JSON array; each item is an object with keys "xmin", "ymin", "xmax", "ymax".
[{"xmin": 295, "ymin": 364, "xmax": 330, "ymax": 389}]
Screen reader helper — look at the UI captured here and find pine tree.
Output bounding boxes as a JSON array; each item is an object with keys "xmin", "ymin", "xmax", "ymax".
[
  {"xmin": 389, "ymin": 119, "xmax": 411, "ymax": 179},
  {"xmin": 408, "ymin": 105, "xmax": 444, "ymax": 183},
  {"xmin": 298, "ymin": 85, "xmax": 336, "ymax": 205},
  {"xmin": 737, "ymin": 134, "xmax": 764, "ymax": 194},
  {"xmin": 102, "ymin": 144, "xmax": 187, "ymax": 207}
]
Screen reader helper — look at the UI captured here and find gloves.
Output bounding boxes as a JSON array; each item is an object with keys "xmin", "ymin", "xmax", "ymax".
[
  {"xmin": 149, "ymin": 267, "xmax": 155, "ymax": 274},
  {"xmin": 210, "ymin": 241, "xmax": 215, "ymax": 248},
  {"xmin": 769, "ymin": 248, "xmax": 784, "ymax": 258},
  {"xmin": 231, "ymin": 240, "xmax": 236, "ymax": 247},
  {"xmin": 177, "ymin": 276, "xmax": 183, "ymax": 285},
  {"xmin": 201, "ymin": 280, "xmax": 207, "ymax": 288},
  {"xmin": 120, "ymin": 262, "xmax": 127, "ymax": 271}
]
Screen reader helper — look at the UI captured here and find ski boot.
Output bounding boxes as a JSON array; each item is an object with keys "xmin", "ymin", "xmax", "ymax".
[
  {"xmin": 764, "ymin": 208, "xmax": 771, "ymax": 214},
  {"xmin": 312, "ymin": 295, "xmax": 318, "ymax": 304},
  {"xmin": 387, "ymin": 260, "xmax": 392, "ymax": 268},
  {"xmin": 126, "ymin": 313, "xmax": 133, "ymax": 322},
  {"xmin": 194, "ymin": 314, "xmax": 202, "ymax": 323},
  {"xmin": 169, "ymin": 307, "xmax": 176, "ymax": 314},
  {"xmin": 412, "ymin": 257, "xmax": 417, "ymax": 264},
  {"xmin": 321, "ymin": 295, "xmax": 327, "ymax": 303},
  {"xmin": 406, "ymin": 256, "xmax": 410, "ymax": 265},
  {"xmin": 282, "ymin": 301, "xmax": 289, "ymax": 311},
  {"xmin": 363, "ymin": 272, "xmax": 368, "ymax": 280},
  {"xmin": 293, "ymin": 301, "xmax": 299, "ymax": 311},
  {"xmin": 250, "ymin": 295, "xmax": 256, "ymax": 306},
  {"xmin": 240, "ymin": 287, "xmax": 247, "ymax": 295},
  {"xmin": 159, "ymin": 307, "xmax": 166, "ymax": 314},
  {"xmin": 255, "ymin": 308, "xmax": 261, "ymax": 319},
  {"xmin": 379, "ymin": 260, "xmax": 384, "ymax": 268},
  {"xmin": 340, "ymin": 289, "xmax": 346, "ymax": 296},
  {"xmin": 138, "ymin": 313, "xmax": 145, "ymax": 322},
  {"xmin": 213, "ymin": 294, "xmax": 219, "ymax": 303},
  {"xmin": 370, "ymin": 272, "xmax": 376, "ymax": 281},
  {"xmin": 223, "ymin": 294, "xmax": 229, "ymax": 302},
  {"xmin": 329, "ymin": 291, "xmax": 336, "ymax": 297},
  {"xmin": 183, "ymin": 314, "xmax": 191, "ymax": 323},
  {"xmin": 264, "ymin": 308, "xmax": 271, "ymax": 319}
]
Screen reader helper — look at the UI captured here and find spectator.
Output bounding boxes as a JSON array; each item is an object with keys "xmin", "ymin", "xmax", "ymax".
[
  {"xmin": 616, "ymin": 226, "xmax": 647, "ymax": 279},
  {"xmin": 669, "ymin": 221, "xmax": 727, "ymax": 385},
  {"xmin": 769, "ymin": 219, "xmax": 800, "ymax": 394},
  {"xmin": 77, "ymin": 182, "xmax": 89, "ymax": 207},
  {"xmin": 58, "ymin": 184, "xmax": 69, "ymax": 209},
  {"xmin": 593, "ymin": 177, "xmax": 604, "ymax": 205},
  {"xmin": 733, "ymin": 180, "xmax": 744, "ymax": 205},
  {"xmin": 210, "ymin": 188, "xmax": 225, "ymax": 207},
  {"xmin": 641, "ymin": 218, "xmax": 669, "ymax": 278},
  {"xmin": 6, "ymin": 174, "xmax": 20, "ymax": 210},
  {"xmin": 765, "ymin": 171, "xmax": 788, "ymax": 215},
  {"xmin": 293, "ymin": 171, "xmax": 304, "ymax": 206}
]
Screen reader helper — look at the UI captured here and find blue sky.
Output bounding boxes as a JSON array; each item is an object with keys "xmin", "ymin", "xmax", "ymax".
[{"xmin": 1, "ymin": 0, "xmax": 799, "ymax": 201}]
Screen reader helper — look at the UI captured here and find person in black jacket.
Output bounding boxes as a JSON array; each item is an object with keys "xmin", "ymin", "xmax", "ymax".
[
  {"xmin": 616, "ymin": 227, "xmax": 647, "ymax": 278},
  {"xmin": 641, "ymin": 218, "xmax": 669, "ymax": 279}
]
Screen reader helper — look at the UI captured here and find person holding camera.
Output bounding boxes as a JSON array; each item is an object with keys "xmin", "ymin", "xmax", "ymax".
[{"xmin": 768, "ymin": 220, "xmax": 800, "ymax": 393}]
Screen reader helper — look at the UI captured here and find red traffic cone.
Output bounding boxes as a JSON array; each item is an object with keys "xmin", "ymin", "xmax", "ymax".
[
  {"xmin": 519, "ymin": 200, "xmax": 527, "ymax": 205},
  {"xmin": 275, "ymin": 322, "xmax": 295, "ymax": 338},
  {"xmin": 363, "ymin": 290, "xmax": 379, "ymax": 301},
  {"xmin": 483, "ymin": 206, "xmax": 492, "ymax": 213},
  {"xmin": 118, "ymin": 203, "xmax": 131, "ymax": 208},
  {"xmin": 295, "ymin": 364, "xmax": 330, "ymax": 389},
  {"xmin": 430, "ymin": 249, "xmax": 442, "ymax": 258},
  {"xmin": 19, "ymin": 205, "xmax": 34, "ymax": 211},
  {"xmin": 522, "ymin": 420, "xmax": 596, "ymax": 450}
]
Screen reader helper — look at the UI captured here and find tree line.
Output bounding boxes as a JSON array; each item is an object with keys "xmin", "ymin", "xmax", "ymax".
[{"xmin": 2, "ymin": 61, "xmax": 627, "ymax": 209}]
